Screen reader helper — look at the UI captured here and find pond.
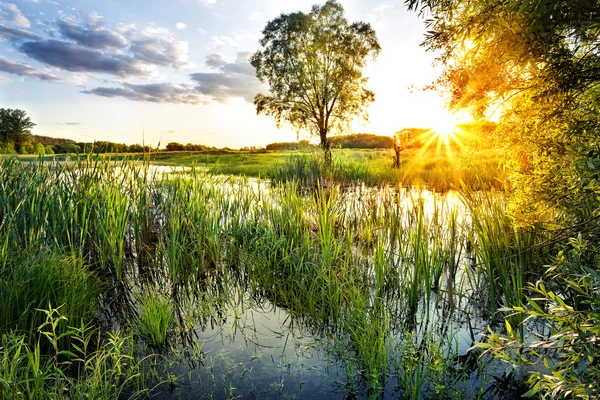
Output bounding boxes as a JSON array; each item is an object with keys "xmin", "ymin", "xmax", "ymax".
[{"xmin": 1, "ymin": 159, "xmax": 536, "ymax": 399}]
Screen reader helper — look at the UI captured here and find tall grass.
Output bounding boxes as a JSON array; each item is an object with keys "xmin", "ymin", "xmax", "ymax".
[
  {"xmin": 0, "ymin": 306, "xmax": 152, "ymax": 400},
  {"xmin": 135, "ymin": 291, "xmax": 174, "ymax": 347},
  {"xmin": 0, "ymin": 250, "xmax": 99, "ymax": 339},
  {"xmin": 0, "ymin": 156, "xmax": 559, "ymax": 398}
]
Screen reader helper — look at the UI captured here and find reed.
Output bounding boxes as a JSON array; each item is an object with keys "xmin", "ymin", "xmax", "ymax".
[
  {"xmin": 134, "ymin": 291, "xmax": 174, "ymax": 348},
  {"xmin": 0, "ymin": 250, "xmax": 99, "ymax": 340},
  {"xmin": 0, "ymin": 156, "xmax": 562, "ymax": 398}
]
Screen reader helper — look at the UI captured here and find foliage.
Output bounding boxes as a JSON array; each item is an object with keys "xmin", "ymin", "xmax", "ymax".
[
  {"xmin": 31, "ymin": 134, "xmax": 76, "ymax": 146},
  {"xmin": 1, "ymin": 307, "xmax": 151, "ymax": 400},
  {"xmin": 0, "ymin": 250, "xmax": 99, "ymax": 340},
  {"xmin": 251, "ymin": 0, "xmax": 380, "ymax": 161},
  {"xmin": 52, "ymin": 142, "xmax": 82, "ymax": 154},
  {"xmin": 330, "ymin": 133, "xmax": 392, "ymax": 149},
  {"xmin": 407, "ymin": 0, "xmax": 600, "ymax": 395},
  {"xmin": 266, "ymin": 140, "xmax": 314, "ymax": 150},
  {"xmin": 135, "ymin": 292, "xmax": 174, "ymax": 347},
  {"xmin": 165, "ymin": 142, "xmax": 208, "ymax": 152},
  {"xmin": 478, "ymin": 236, "xmax": 600, "ymax": 399},
  {"xmin": 406, "ymin": 0, "xmax": 600, "ymax": 220},
  {"xmin": 393, "ymin": 128, "xmax": 422, "ymax": 168},
  {"xmin": 0, "ymin": 109, "xmax": 34, "ymax": 154}
]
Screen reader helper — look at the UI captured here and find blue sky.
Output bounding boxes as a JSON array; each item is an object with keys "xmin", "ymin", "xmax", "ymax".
[{"xmin": 0, "ymin": 0, "xmax": 451, "ymax": 148}]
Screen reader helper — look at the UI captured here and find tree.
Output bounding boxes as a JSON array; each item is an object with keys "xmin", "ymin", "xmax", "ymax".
[
  {"xmin": 392, "ymin": 128, "xmax": 417, "ymax": 168},
  {"xmin": 251, "ymin": 0, "xmax": 380, "ymax": 164},
  {"xmin": 406, "ymin": 0, "xmax": 600, "ymax": 219},
  {"xmin": 405, "ymin": 1, "xmax": 600, "ymax": 397},
  {"xmin": 0, "ymin": 109, "xmax": 35, "ymax": 154}
]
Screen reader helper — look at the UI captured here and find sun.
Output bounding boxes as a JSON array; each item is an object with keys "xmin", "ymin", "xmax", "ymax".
[
  {"xmin": 430, "ymin": 113, "xmax": 460, "ymax": 142},
  {"xmin": 408, "ymin": 110, "xmax": 471, "ymax": 163}
]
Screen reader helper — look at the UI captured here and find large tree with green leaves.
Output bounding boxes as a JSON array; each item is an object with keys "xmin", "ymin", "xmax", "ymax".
[
  {"xmin": 0, "ymin": 108, "xmax": 35, "ymax": 154},
  {"xmin": 251, "ymin": 0, "xmax": 380, "ymax": 163}
]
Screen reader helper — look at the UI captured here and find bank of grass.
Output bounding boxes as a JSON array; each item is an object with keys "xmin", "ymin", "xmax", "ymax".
[
  {"xmin": 10, "ymin": 146, "xmax": 506, "ymax": 191},
  {"xmin": 134, "ymin": 292, "xmax": 174, "ymax": 348},
  {"xmin": 0, "ymin": 251, "xmax": 99, "ymax": 340},
  {"xmin": 152, "ymin": 147, "xmax": 507, "ymax": 190}
]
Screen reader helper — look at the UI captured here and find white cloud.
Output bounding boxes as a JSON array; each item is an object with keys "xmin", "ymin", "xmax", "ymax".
[
  {"xmin": 0, "ymin": 2, "xmax": 31, "ymax": 29},
  {"xmin": 176, "ymin": 22, "xmax": 187, "ymax": 30},
  {"xmin": 115, "ymin": 22, "xmax": 136, "ymax": 34},
  {"xmin": 86, "ymin": 12, "xmax": 104, "ymax": 27},
  {"xmin": 198, "ymin": 0, "xmax": 216, "ymax": 5},
  {"xmin": 211, "ymin": 30, "xmax": 255, "ymax": 48},
  {"xmin": 0, "ymin": 74, "xmax": 11, "ymax": 83},
  {"xmin": 374, "ymin": 2, "xmax": 396, "ymax": 12}
]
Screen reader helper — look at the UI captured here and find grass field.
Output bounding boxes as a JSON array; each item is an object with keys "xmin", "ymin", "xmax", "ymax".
[{"xmin": 13, "ymin": 146, "xmax": 507, "ymax": 191}]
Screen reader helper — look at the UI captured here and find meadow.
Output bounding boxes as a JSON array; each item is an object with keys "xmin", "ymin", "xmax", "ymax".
[
  {"xmin": 1, "ymin": 151, "xmax": 585, "ymax": 399},
  {"xmin": 15, "ymin": 145, "xmax": 507, "ymax": 192}
]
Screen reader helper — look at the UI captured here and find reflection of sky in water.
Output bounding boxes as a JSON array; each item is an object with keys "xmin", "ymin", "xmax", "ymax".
[{"xmin": 151, "ymin": 300, "xmax": 347, "ymax": 399}]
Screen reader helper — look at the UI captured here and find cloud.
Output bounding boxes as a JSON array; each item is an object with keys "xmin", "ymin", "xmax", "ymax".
[
  {"xmin": 0, "ymin": 2, "xmax": 30, "ymax": 29},
  {"xmin": 0, "ymin": 74, "xmax": 11, "ymax": 83},
  {"xmin": 0, "ymin": 55, "xmax": 61, "ymax": 81},
  {"xmin": 12, "ymin": 15, "xmax": 188, "ymax": 79},
  {"xmin": 20, "ymin": 39, "xmax": 149, "ymax": 77},
  {"xmin": 57, "ymin": 18, "xmax": 127, "ymax": 49},
  {"xmin": 190, "ymin": 52, "xmax": 262, "ymax": 103},
  {"xmin": 115, "ymin": 22, "xmax": 136, "ymax": 34},
  {"xmin": 82, "ymin": 52, "xmax": 263, "ymax": 105},
  {"xmin": 82, "ymin": 82, "xmax": 205, "ymax": 104},
  {"xmin": 198, "ymin": 0, "xmax": 216, "ymax": 5},
  {"xmin": 86, "ymin": 12, "xmax": 104, "ymax": 27},
  {"xmin": 58, "ymin": 122, "xmax": 81, "ymax": 125},
  {"xmin": 205, "ymin": 53, "xmax": 226, "ymax": 68},
  {"xmin": 175, "ymin": 22, "xmax": 187, "ymax": 30},
  {"xmin": 0, "ymin": 25, "xmax": 40, "ymax": 41},
  {"xmin": 129, "ymin": 27, "xmax": 190, "ymax": 69},
  {"xmin": 211, "ymin": 31, "xmax": 255, "ymax": 48}
]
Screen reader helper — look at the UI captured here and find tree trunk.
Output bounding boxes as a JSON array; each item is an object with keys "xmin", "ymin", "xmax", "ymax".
[
  {"xmin": 393, "ymin": 144, "xmax": 401, "ymax": 168},
  {"xmin": 319, "ymin": 128, "xmax": 332, "ymax": 167}
]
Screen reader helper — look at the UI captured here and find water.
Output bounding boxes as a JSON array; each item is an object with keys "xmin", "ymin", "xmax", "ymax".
[
  {"xmin": 101, "ymin": 170, "xmax": 517, "ymax": 399},
  {"xmin": 150, "ymin": 297, "xmax": 349, "ymax": 399}
]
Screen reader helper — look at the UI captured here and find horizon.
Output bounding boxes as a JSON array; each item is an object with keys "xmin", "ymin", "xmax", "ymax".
[{"xmin": 1, "ymin": 0, "xmax": 457, "ymax": 148}]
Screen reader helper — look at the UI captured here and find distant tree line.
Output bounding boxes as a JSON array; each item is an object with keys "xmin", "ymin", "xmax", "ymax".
[
  {"xmin": 266, "ymin": 134, "xmax": 410, "ymax": 151},
  {"xmin": 51, "ymin": 141, "xmax": 153, "ymax": 155},
  {"xmin": 330, "ymin": 134, "xmax": 392, "ymax": 149},
  {"xmin": 266, "ymin": 140, "xmax": 314, "ymax": 150}
]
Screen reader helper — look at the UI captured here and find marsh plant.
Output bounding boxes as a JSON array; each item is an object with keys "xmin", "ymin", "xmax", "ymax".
[
  {"xmin": 134, "ymin": 291, "xmax": 174, "ymax": 348},
  {"xmin": 0, "ymin": 156, "xmax": 587, "ymax": 398}
]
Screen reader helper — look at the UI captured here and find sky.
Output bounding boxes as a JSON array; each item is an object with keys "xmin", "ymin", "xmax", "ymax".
[{"xmin": 0, "ymin": 0, "xmax": 453, "ymax": 148}]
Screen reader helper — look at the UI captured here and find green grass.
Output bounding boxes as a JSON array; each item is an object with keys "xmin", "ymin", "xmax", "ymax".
[
  {"xmin": 8, "ymin": 145, "xmax": 506, "ymax": 192},
  {"xmin": 135, "ymin": 292, "xmax": 174, "ymax": 347},
  {"xmin": 0, "ymin": 250, "xmax": 99, "ymax": 340},
  {"xmin": 0, "ymin": 156, "xmax": 573, "ymax": 399}
]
